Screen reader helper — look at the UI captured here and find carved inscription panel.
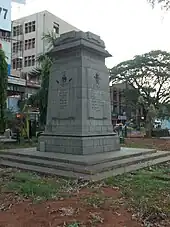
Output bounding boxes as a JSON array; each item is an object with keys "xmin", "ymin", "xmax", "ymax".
[
  {"xmin": 91, "ymin": 90, "xmax": 102, "ymax": 112},
  {"xmin": 87, "ymin": 68, "xmax": 108, "ymax": 120},
  {"xmin": 59, "ymin": 89, "xmax": 69, "ymax": 110},
  {"xmin": 49, "ymin": 70, "xmax": 76, "ymax": 121},
  {"xmin": 88, "ymin": 89, "xmax": 104, "ymax": 119}
]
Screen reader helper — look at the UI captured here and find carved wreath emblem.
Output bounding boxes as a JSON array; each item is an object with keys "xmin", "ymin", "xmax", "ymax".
[
  {"xmin": 56, "ymin": 72, "xmax": 72, "ymax": 87},
  {"xmin": 94, "ymin": 73, "xmax": 101, "ymax": 86}
]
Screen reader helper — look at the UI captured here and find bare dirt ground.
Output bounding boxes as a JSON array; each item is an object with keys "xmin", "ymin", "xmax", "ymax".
[
  {"xmin": 125, "ymin": 137, "xmax": 170, "ymax": 150},
  {"xmin": 0, "ymin": 162, "xmax": 170, "ymax": 227},
  {"xmin": 0, "ymin": 186, "xmax": 141, "ymax": 227}
]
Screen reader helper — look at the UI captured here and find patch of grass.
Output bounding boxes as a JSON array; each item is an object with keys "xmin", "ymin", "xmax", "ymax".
[
  {"xmin": 89, "ymin": 212, "xmax": 104, "ymax": 225},
  {"xmin": 67, "ymin": 223, "xmax": 79, "ymax": 227},
  {"xmin": 105, "ymin": 164, "xmax": 170, "ymax": 224},
  {"xmin": 4, "ymin": 171, "xmax": 73, "ymax": 201},
  {"xmin": 83, "ymin": 195, "xmax": 106, "ymax": 208},
  {"xmin": 122, "ymin": 142, "xmax": 153, "ymax": 149}
]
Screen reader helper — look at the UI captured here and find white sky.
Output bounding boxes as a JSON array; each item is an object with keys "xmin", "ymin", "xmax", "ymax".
[{"xmin": 12, "ymin": 0, "xmax": 170, "ymax": 68}]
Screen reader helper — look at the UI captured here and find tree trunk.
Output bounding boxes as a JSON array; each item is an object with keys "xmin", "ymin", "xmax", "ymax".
[
  {"xmin": 0, "ymin": 104, "xmax": 5, "ymax": 133},
  {"xmin": 145, "ymin": 117, "xmax": 152, "ymax": 138}
]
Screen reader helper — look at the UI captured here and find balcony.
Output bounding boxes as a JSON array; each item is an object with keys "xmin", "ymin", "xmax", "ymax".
[{"xmin": 26, "ymin": 80, "xmax": 41, "ymax": 88}]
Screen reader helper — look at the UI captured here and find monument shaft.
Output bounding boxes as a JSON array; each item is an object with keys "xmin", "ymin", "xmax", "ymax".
[{"xmin": 39, "ymin": 31, "xmax": 120, "ymax": 154}]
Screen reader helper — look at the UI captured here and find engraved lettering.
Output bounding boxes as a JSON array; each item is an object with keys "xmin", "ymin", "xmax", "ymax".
[
  {"xmin": 91, "ymin": 90, "xmax": 102, "ymax": 112},
  {"xmin": 59, "ymin": 89, "xmax": 68, "ymax": 109}
]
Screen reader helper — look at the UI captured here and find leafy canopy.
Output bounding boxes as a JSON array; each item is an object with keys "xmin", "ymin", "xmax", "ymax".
[
  {"xmin": 110, "ymin": 50, "xmax": 170, "ymax": 108},
  {"xmin": 0, "ymin": 49, "xmax": 8, "ymax": 132},
  {"xmin": 148, "ymin": 0, "xmax": 170, "ymax": 9},
  {"xmin": 27, "ymin": 31, "xmax": 57, "ymax": 126}
]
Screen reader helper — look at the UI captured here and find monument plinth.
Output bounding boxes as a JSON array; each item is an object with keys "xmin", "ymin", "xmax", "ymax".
[
  {"xmin": 39, "ymin": 31, "xmax": 120, "ymax": 155},
  {"xmin": 0, "ymin": 31, "xmax": 167, "ymax": 179}
]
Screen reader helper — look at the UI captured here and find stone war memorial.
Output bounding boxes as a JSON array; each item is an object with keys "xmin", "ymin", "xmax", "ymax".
[
  {"xmin": 39, "ymin": 31, "xmax": 120, "ymax": 155},
  {"xmin": 1, "ymin": 31, "xmax": 170, "ymax": 181}
]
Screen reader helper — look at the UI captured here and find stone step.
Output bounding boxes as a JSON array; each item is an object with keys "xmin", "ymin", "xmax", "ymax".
[
  {"xmin": 0, "ymin": 160, "xmax": 87, "ymax": 179},
  {"xmin": 0, "ymin": 147, "xmax": 156, "ymax": 166},
  {"xmin": 0, "ymin": 154, "xmax": 88, "ymax": 174},
  {"xmin": 91, "ymin": 154, "xmax": 170, "ymax": 181},
  {"xmin": 0, "ymin": 151, "xmax": 169, "ymax": 175},
  {"xmin": 91, "ymin": 151, "xmax": 170, "ymax": 173},
  {"xmin": 1, "ymin": 153, "xmax": 170, "ymax": 181}
]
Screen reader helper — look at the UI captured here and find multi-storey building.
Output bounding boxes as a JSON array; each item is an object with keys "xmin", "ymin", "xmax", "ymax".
[
  {"xmin": 11, "ymin": 10, "xmax": 79, "ymax": 99},
  {"xmin": 110, "ymin": 82, "xmax": 135, "ymax": 125},
  {"xmin": 0, "ymin": 0, "xmax": 12, "ymax": 76},
  {"xmin": 0, "ymin": 0, "xmax": 26, "ymax": 112}
]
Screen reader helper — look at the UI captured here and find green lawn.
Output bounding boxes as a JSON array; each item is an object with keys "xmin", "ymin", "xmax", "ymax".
[
  {"xmin": 0, "ymin": 170, "xmax": 75, "ymax": 202},
  {"xmin": 0, "ymin": 163, "xmax": 170, "ymax": 225},
  {"xmin": 105, "ymin": 163, "xmax": 170, "ymax": 225}
]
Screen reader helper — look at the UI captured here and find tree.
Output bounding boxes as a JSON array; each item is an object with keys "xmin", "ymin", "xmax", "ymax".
[
  {"xmin": 148, "ymin": 0, "xmax": 170, "ymax": 9},
  {"xmin": 0, "ymin": 49, "xmax": 8, "ymax": 133},
  {"xmin": 146, "ymin": 104, "xmax": 157, "ymax": 137},
  {"xmin": 110, "ymin": 50, "xmax": 170, "ymax": 107},
  {"xmin": 27, "ymin": 31, "xmax": 57, "ymax": 126},
  {"xmin": 110, "ymin": 50, "xmax": 170, "ymax": 135}
]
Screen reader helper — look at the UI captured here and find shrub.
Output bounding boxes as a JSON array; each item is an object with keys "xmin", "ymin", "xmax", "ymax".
[{"xmin": 151, "ymin": 129, "xmax": 169, "ymax": 137}]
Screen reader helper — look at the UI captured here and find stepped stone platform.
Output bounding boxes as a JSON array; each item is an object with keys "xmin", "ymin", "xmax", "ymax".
[{"xmin": 0, "ymin": 147, "xmax": 170, "ymax": 181}]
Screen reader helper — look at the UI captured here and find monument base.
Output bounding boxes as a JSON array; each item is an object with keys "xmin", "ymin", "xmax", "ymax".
[
  {"xmin": 1, "ymin": 147, "xmax": 170, "ymax": 181},
  {"xmin": 39, "ymin": 133, "xmax": 120, "ymax": 155}
]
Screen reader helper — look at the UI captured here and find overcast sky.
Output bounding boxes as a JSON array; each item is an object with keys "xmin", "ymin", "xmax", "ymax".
[{"xmin": 12, "ymin": 0, "xmax": 170, "ymax": 68}]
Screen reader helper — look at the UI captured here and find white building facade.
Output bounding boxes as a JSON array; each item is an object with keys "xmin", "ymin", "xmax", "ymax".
[
  {"xmin": 11, "ymin": 10, "xmax": 79, "ymax": 98},
  {"xmin": 0, "ymin": 0, "xmax": 25, "ymax": 112}
]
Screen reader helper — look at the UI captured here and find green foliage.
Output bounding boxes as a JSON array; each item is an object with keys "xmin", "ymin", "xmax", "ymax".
[
  {"xmin": 67, "ymin": 223, "xmax": 79, "ymax": 227},
  {"xmin": 0, "ymin": 49, "xmax": 8, "ymax": 133},
  {"xmin": 28, "ymin": 33, "xmax": 55, "ymax": 126},
  {"xmin": 151, "ymin": 128, "xmax": 169, "ymax": 137},
  {"xmin": 5, "ymin": 171, "xmax": 71, "ymax": 201},
  {"xmin": 42, "ymin": 31, "xmax": 58, "ymax": 50},
  {"xmin": 123, "ymin": 87, "xmax": 139, "ymax": 108},
  {"xmin": 148, "ymin": 0, "xmax": 170, "ymax": 9},
  {"xmin": 105, "ymin": 165, "xmax": 170, "ymax": 224},
  {"xmin": 110, "ymin": 50, "xmax": 170, "ymax": 134},
  {"xmin": 157, "ymin": 103, "xmax": 170, "ymax": 119},
  {"xmin": 110, "ymin": 50, "xmax": 170, "ymax": 107}
]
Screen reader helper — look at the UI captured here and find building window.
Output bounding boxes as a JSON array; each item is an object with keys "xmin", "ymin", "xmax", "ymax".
[
  {"xmin": 13, "ymin": 43, "xmax": 16, "ymax": 53},
  {"xmin": 32, "ymin": 55, "xmax": 35, "ymax": 66},
  {"xmin": 25, "ymin": 21, "xmax": 36, "ymax": 34},
  {"xmin": 32, "ymin": 38, "xmax": 35, "ymax": 48},
  {"xmin": 13, "ymin": 41, "xmax": 23, "ymax": 53},
  {"xmin": 17, "ymin": 58, "xmax": 22, "ymax": 69},
  {"xmin": 53, "ymin": 22, "xmax": 59, "ymax": 34},
  {"xmin": 19, "ymin": 41, "xmax": 22, "ymax": 51},
  {"xmin": 13, "ymin": 27, "xmax": 17, "ymax": 37},
  {"xmin": 12, "ymin": 58, "xmax": 22, "ymax": 69},
  {"xmin": 24, "ymin": 55, "xmax": 35, "ymax": 67},
  {"xmin": 25, "ymin": 40, "xmax": 28, "ymax": 50},
  {"xmin": 28, "ymin": 39, "xmax": 32, "ymax": 49},
  {"xmin": 32, "ymin": 21, "xmax": 36, "ymax": 32},
  {"xmin": 25, "ymin": 23, "xmax": 28, "ymax": 34},
  {"xmin": 28, "ymin": 22, "xmax": 32, "ymax": 33},
  {"xmin": 12, "ymin": 59, "xmax": 16, "ymax": 69},
  {"xmin": 0, "ymin": 29, "xmax": 11, "ymax": 41},
  {"xmin": 28, "ymin": 56, "xmax": 32, "ymax": 66},
  {"xmin": 24, "ymin": 38, "xmax": 36, "ymax": 50},
  {"xmin": 13, "ymin": 25, "xmax": 23, "ymax": 36},
  {"xmin": 24, "ymin": 57, "xmax": 28, "ymax": 67}
]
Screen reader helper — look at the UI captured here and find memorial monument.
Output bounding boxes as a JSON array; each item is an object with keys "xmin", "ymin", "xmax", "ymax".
[
  {"xmin": 39, "ymin": 30, "xmax": 120, "ymax": 155},
  {"xmin": 3, "ymin": 31, "xmax": 167, "ymax": 181}
]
